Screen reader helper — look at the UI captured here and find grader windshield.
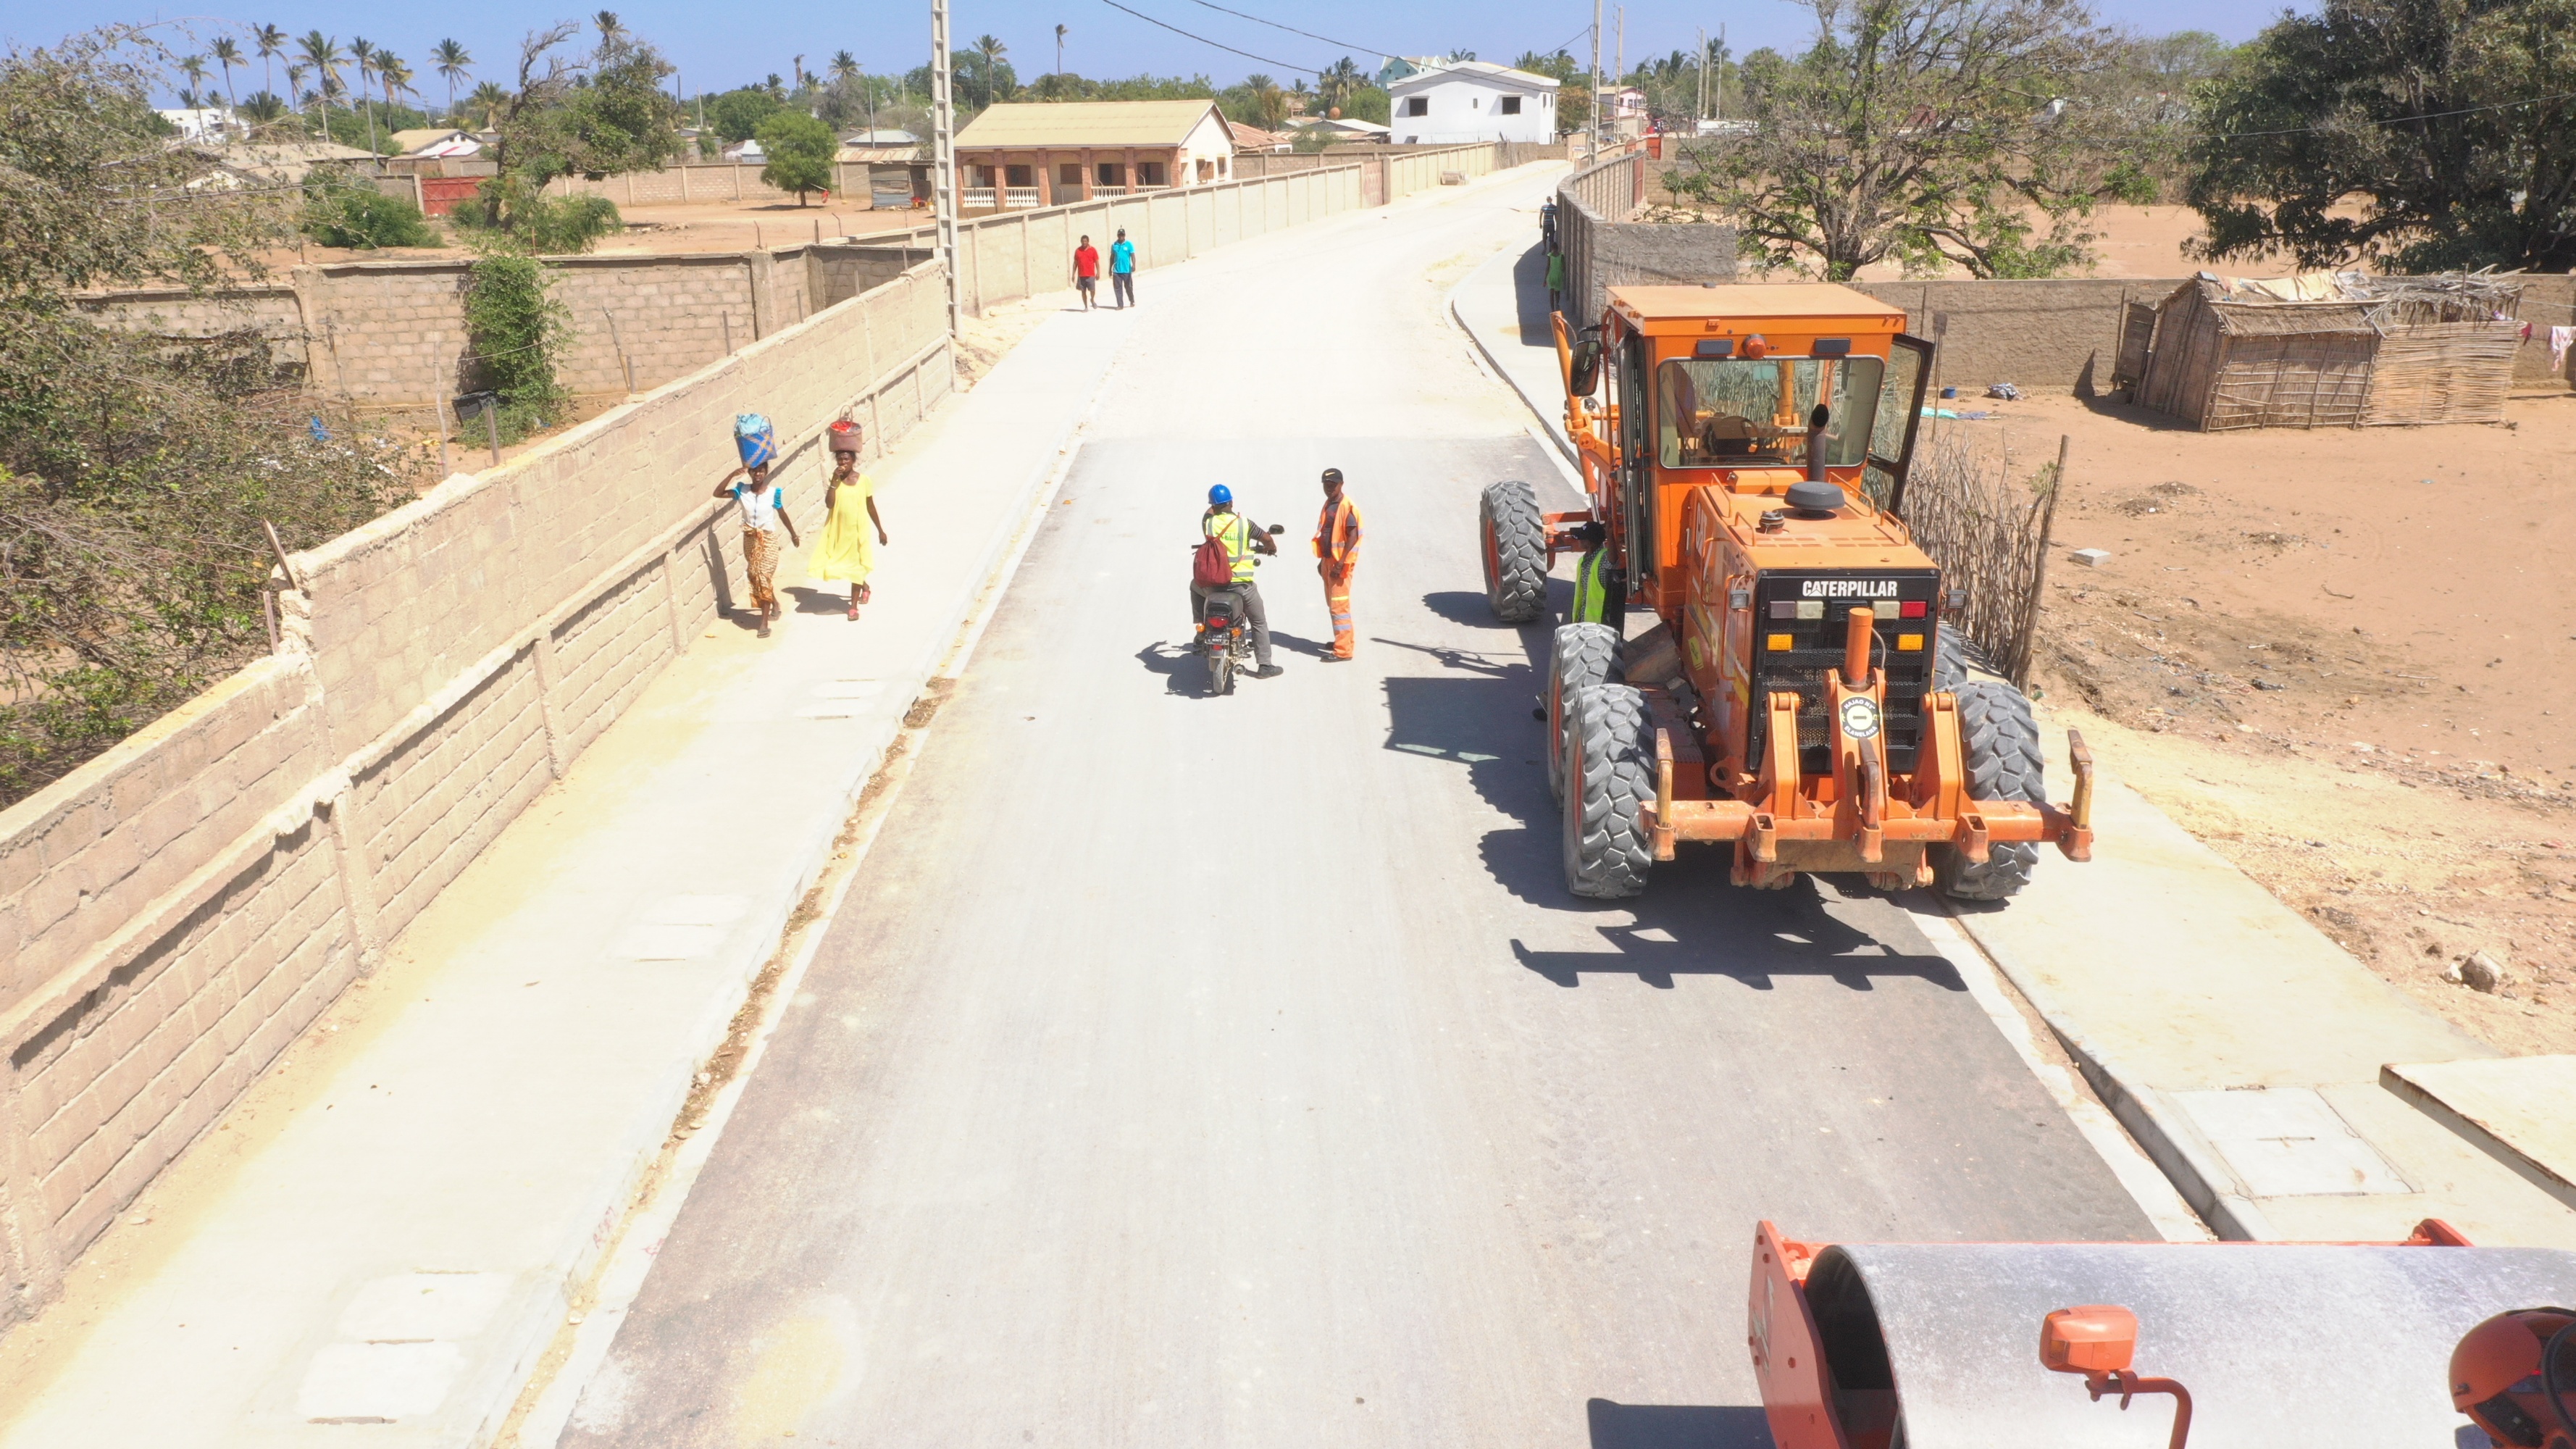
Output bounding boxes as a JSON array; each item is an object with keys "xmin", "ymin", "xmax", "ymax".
[{"xmin": 1654, "ymin": 356, "xmax": 1883, "ymax": 470}]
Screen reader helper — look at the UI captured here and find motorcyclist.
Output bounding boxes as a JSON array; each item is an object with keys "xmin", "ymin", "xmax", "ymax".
[
  {"xmin": 2453, "ymin": 1307, "xmax": 2576, "ymax": 1449},
  {"xmin": 1192, "ymin": 484, "xmax": 1281, "ymax": 678}
]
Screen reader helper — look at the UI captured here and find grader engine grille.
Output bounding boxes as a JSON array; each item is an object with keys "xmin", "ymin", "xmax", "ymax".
[{"xmin": 1749, "ymin": 570, "xmax": 1941, "ymax": 780}]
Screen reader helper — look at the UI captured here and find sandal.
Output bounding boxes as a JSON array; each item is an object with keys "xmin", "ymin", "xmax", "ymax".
[
  {"xmin": 856, "ymin": 583, "xmax": 873, "ymax": 604},
  {"xmin": 847, "ymin": 599, "xmax": 860, "ymax": 620}
]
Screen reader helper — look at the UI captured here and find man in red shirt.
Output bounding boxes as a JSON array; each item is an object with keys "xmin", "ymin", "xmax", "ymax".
[{"xmin": 1072, "ymin": 234, "xmax": 1100, "ymax": 309}]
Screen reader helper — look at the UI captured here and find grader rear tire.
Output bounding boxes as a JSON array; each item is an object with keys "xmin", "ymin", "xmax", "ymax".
[
  {"xmin": 1931, "ymin": 625, "xmax": 2002, "ymax": 694},
  {"xmin": 1933, "ymin": 680, "xmax": 2046, "ymax": 901},
  {"xmin": 1479, "ymin": 480, "xmax": 1548, "ymax": 624},
  {"xmin": 1548, "ymin": 624, "xmax": 1623, "ymax": 804},
  {"xmin": 1563, "ymin": 684, "xmax": 1655, "ymax": 900}
]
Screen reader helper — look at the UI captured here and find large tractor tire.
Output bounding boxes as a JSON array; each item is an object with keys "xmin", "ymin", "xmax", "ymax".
[
  {"xmin": 1563, "ymin": 683, "xmax": 1655, "ymax": 900},
  {"xmin": 1931, "ymin": 625, "xmax": 2000, "ymax": 694},
  {"xmin": 1547, "ymin": 624, "xmax": 1623, "ymax": 803},
  {"xmin": 1479, "ymin": 480, "xmax": 1549, "ymax": 624},
  {"xmin": 1933, "ymin": 680, "xmax": 2046, "ymax": 901}
]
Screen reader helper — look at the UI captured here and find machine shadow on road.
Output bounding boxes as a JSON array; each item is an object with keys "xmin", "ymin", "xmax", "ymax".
[
  {"xmin": 1585, "ymin": 1400, "xmax": 1773, "ymax": 1449},
  {"xmin": 1379, "ymin": 605, "xmax": 1965, "ymax": 995}
]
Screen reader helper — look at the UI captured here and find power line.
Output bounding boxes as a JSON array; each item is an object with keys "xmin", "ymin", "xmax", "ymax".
[
  {"xmin": 2180, "ymin": 85, "xmax": 2576, "ymax": 142},
  {"xmin": 1093, "ymin": 0, "xmax": 1323, "ymax": 75},
  {"xmin": 1175, "ymin": 0, "xmax": 1387, "ymax": 59}
]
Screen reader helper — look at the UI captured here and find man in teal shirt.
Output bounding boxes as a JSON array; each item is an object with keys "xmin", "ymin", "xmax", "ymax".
[{"xmin": 1109, "ymin": 228, "xmax": 1137, "ymax": 309}]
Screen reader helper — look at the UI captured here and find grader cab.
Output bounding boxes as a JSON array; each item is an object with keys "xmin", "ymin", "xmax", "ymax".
[{"xmin": 1475, "ymin": 283, "xmax": 2094, "ymax": 900}]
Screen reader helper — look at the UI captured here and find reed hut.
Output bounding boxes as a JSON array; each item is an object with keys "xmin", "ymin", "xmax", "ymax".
[{"xmin": 2131, "ymin": 272, "xmax": 2524, "ymax": 430}]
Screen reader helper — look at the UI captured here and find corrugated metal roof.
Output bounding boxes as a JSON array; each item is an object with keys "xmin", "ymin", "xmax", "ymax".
[{"xmin": 953, "ymin": 100, "xmax": 1224, "ymax": 149}]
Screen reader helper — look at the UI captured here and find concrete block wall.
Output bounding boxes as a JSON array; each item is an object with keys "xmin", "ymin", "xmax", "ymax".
[
  {"xmin": 544, "ymin": 161, "xmax": 891, "ymax": 209},
  {"xmin": 1852, "ymin": 278, "xmax": 2180, "ymax": 393},
  {"xmin": 0, "ymin": 261, "xmax": 953, "ymax": 1336}
]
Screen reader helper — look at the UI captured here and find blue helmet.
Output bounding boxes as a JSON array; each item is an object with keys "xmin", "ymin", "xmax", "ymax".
[{"xmin": 1208, "ymin": 484, "xmax": 1232, "ymax": 506}]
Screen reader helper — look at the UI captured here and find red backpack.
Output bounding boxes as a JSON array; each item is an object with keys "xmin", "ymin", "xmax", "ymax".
[{"xmin": 1192, "ymin": 520, "xmax": 1237, "ymax": 588}]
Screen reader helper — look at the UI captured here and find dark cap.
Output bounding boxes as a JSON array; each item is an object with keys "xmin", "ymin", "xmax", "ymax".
[{"xmin": 1321, "ymin": 467, "xmax": 1344, "ymax": 485}]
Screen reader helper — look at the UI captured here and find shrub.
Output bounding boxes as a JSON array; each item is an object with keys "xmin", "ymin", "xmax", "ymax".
[
  {"xmin": 448, "ymin": 176, "xmax": 623, "ymax": 254},
  {"xmin": 460, "ymin": 249, "xmax": 569, "ymax": 432},
  {"xmin": 302, "ymin": 180, "xmax": 439, "ymax": 249}
]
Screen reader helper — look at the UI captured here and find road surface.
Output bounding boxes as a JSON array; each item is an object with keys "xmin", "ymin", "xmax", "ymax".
[{"xmin": 561, "ymin": 167, "xmax": 2151, "ymax": 1448}]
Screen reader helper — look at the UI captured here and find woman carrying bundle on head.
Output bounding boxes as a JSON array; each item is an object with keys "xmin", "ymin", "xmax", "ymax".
[{"xmin": 808, "ymin": 419, "xmax": 890, "ymax": 620}]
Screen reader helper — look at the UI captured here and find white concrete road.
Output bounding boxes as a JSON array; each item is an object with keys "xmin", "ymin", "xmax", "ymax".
[{"xmin": 557, "ymin": 170, "xmax": 2154, "ymax": 1446}]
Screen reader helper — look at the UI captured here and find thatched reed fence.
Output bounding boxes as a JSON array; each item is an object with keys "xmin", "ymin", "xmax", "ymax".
[{"xmin": 1897, "ymin": 432, "xmax": 2067, "ymax": 687}]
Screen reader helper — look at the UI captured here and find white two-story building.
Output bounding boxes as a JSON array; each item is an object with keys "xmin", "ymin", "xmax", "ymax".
[{"xmin": 1385, "ymin": 61, "xmax": 1560, "ymax": 144}]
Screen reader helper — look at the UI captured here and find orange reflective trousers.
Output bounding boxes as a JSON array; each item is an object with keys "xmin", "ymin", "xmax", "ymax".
[{"xmin": 1320, "ymin": 561, "xmax": 1355, "ymax": 659}]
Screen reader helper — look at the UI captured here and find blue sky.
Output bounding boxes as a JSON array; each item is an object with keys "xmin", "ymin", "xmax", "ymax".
[{"xmin": 21, "ymin": 0, "xmax": 2302, "ymax": 106}]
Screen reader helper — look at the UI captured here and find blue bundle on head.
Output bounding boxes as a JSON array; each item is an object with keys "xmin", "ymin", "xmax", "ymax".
[{"xmin": 733, "ymin": 412, "xmax": 776, "ymax": 467}]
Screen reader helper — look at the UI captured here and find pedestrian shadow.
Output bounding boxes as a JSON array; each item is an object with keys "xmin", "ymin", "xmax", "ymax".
[
  {"xmin": 1513, "ymin": 243, "xmax": 1555, "ymax": 346},
  {"xmin": 1586, "ymin": 1400, "xmax": 1771, "ymax": 1449},
  {"xmin": 783, "ymin": 585, "xmax": 858, "ymax": 616},
  {"xmin": 1269, "ymin": 629, "xmax": 1336, "ymax": 660}
]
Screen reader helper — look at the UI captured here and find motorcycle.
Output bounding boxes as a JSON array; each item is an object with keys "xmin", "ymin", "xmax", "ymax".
[{"xmin": 1194, "ymin": 522, "xmax": 1284, "ymax": 696}]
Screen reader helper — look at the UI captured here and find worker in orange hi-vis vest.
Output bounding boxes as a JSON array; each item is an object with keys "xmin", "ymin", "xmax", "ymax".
[{"xmin": 1313, "ymin": 467, "xmax": 1363, "ymax": 660}]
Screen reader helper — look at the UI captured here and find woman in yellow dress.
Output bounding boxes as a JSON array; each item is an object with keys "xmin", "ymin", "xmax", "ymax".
[{"xmin": 811, "ymin": 422, "xmax": 889, "ymax": 619}]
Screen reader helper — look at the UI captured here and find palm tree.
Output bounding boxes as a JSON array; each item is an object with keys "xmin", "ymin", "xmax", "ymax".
[
  {"xmin": 829, "ymin": 49, "xmax": 858, "ymax": 85},
  {"xmin": 254, "ymin": 24, "xmax": 285, "ymax": 98},
  {"xmin": 432, "ymin": 39, "xmax": 472, "ymax": 120},
  {"xmin": 1319, "ymin": 57, "xmax": 1361, "ymax": 115},
  {"xmin": 178, "ymin": 54, "xmax": 209, "ymax": 108},
  {"xmin": 350, "ymin": 38, "xmax": 378, "ymax": 151},
  {"xmin": 239, "ymin": 91, "xmax": 286, "ymax": 125},
  {"xmin": 296, "ymin": 32, "xmax": 343, "ymax": 127},
  {"xmin": 285, "ymin": 61, "xmax": 309, "ymax": 118},
  {"xmin": 380, "ymin": 54, "xmax": 414, "ymax": 116},
  {"xmin": 971, "ymin": 33, "xmax": 1007, "ymax": 108},
  {"xmin": 467, "ymin": 80, "xmax": 509, "ymax": 131},
  {"xmin": 211, "ymin": 38, "xmax": 243, "ymax": 110},
  {"xmin": 595, "ymin": 11, "xmax": 625, "ymax": 55}
]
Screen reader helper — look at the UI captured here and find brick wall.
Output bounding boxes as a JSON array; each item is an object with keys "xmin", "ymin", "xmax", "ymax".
[
  {"xmin": 0, "ymin": 262, "xmax": 952, "ymax": 1333},
  {"xmin": 79, "ymin": 248, "xmax": 899, "ymax": 409}
]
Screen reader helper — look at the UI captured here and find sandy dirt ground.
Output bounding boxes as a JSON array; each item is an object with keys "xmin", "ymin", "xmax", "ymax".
[{"xmin": 1949, "ymin": 389, "xmax": 2576, "ymax": 1056}]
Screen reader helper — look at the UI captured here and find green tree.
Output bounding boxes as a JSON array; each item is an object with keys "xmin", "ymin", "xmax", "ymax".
[
  {"xmin": 706, "ymin": 85, "xmax": 783, "ymax": 142},
  {"xmin": 0, "ymin": 29, "xmax": 418, "ymax": 803},
  {"xmin": 461, "ymin": 249, "xmax": 570, "ymax": 437},
  {"xmin": 295, "ymin": 31, "xmax": 341, "ymax": 125},
  {"xmin": 238, "ymin": 90, "xmax": 286, "ymax": 124},
  {"xmin": 1670, "ymin": 0, "xmax": 2154, "ymax": 278},
  {"xmin": 2185, "ymin": 0, "xmax": 2574, "ymax": 272},
  {"xmin": 1341, "ymin": 84, "xmax": 1390, "ymax": 125},
  {"xmin": 756, "ymin": 109, "xmax": 836, "ymax": 203},
  {"xmin": 467, "ymin": 78, "xmax": 509, "ymax": 129}
]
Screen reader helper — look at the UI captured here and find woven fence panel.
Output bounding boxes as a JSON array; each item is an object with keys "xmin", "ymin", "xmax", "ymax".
[{"xmin": 2363, "ymin": 320, "xmax": 2520, "ymax": 425}]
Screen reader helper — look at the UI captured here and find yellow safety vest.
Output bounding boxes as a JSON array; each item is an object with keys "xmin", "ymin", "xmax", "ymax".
[{"xmin": 1206, "ymin": 511, "xmax": 1257, "ymax": 582}]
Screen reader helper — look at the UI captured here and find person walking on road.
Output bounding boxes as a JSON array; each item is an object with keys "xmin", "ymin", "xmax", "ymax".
[
  {"xmin": 810, "ymin": 421, "xmax": 889, "ymax": 620},
  {"xmin": 714, "ymin": 458, "xmax": 801, "ymax": 638},
  {"xmin": 1313, "ymin": 467, "xmax": 1363, "ymax": 660},
  {"xmin": 1072, "ymin": 233, "xmax": 1100, "ymax": 309},
  {"xmin": 1192, "ymin": 484, "xmax": 1280, "ymax": 677},
  {"xmin": 1109, "ymin": 228, "xmax": 1137, "ymax": 309}
]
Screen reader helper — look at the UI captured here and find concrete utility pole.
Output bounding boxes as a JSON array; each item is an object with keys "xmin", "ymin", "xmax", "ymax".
[
  {"xmin": 931, "ymin": 0, "xmax": 962, "ymax": 337},
  {"xmin": 1615, "ymin": 8, "xmax": 1624, "ymax": 93},
  {"xmin": 1590, "ymin": 0, "xmax": 1604, "ymax": 154},
  {"xmin": 1715, "ymin": 23, "xmax": 1725, "ymax": 123},
  {"xmin": 1697, "ymin": 26, "xmax": 1706, "ymax": 122}
]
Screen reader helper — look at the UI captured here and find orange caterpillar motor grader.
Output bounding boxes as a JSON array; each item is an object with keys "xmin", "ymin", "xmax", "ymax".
[{"xmin": 1475, "ymin": 283, "xmax": 2094, "ymax": 900}]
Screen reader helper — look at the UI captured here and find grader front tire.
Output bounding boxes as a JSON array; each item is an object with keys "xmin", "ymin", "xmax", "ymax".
[
  {"xmin": 1479, "ymin": 480, "xmax": 1549, "ymax": 624},
  {"xmin": 1933, "ymin": 680, "xmax": 2046, "ymax": 901},
  {"xmin": 1563, "ymin": 684, "xmax": 1655, "ymax": 900}
]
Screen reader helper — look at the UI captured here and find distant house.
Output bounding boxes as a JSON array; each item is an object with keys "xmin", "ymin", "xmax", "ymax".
[
  {"xmin": 195, "ymin": 138, "xmax": 377, "ymax": 188},
  {"xmin": 1376, "ymin": 55, "xmax": 1454, "ymax": 88},
  {"xmin": 838, "ymin": 132, "xmax": 929, "ymax": 209},
  {"xmin": 1227, "ymin": 120, "xmax": 1292, "ymax": 154},
  {"xmin": 158, "ymin": 107, "xmax": 241, "ymax": 141},
  {"xmin": 724, "ymin": 139, "xmax": 767, "ymax": 164},
  {"xmin": 1295, "ymin": 116, "xmax": 1392, "ymax": 142},
  {"xmin": 390, "ymin": 128, "xmax": 480, "ymax": 158},
  {"xmin": 950, "ymin": 99, "xmax": 1236, "ymax": 212},
  {"xmin": 1387, "ymin": 61, "xmax": 1560, "ymax": 144}
]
